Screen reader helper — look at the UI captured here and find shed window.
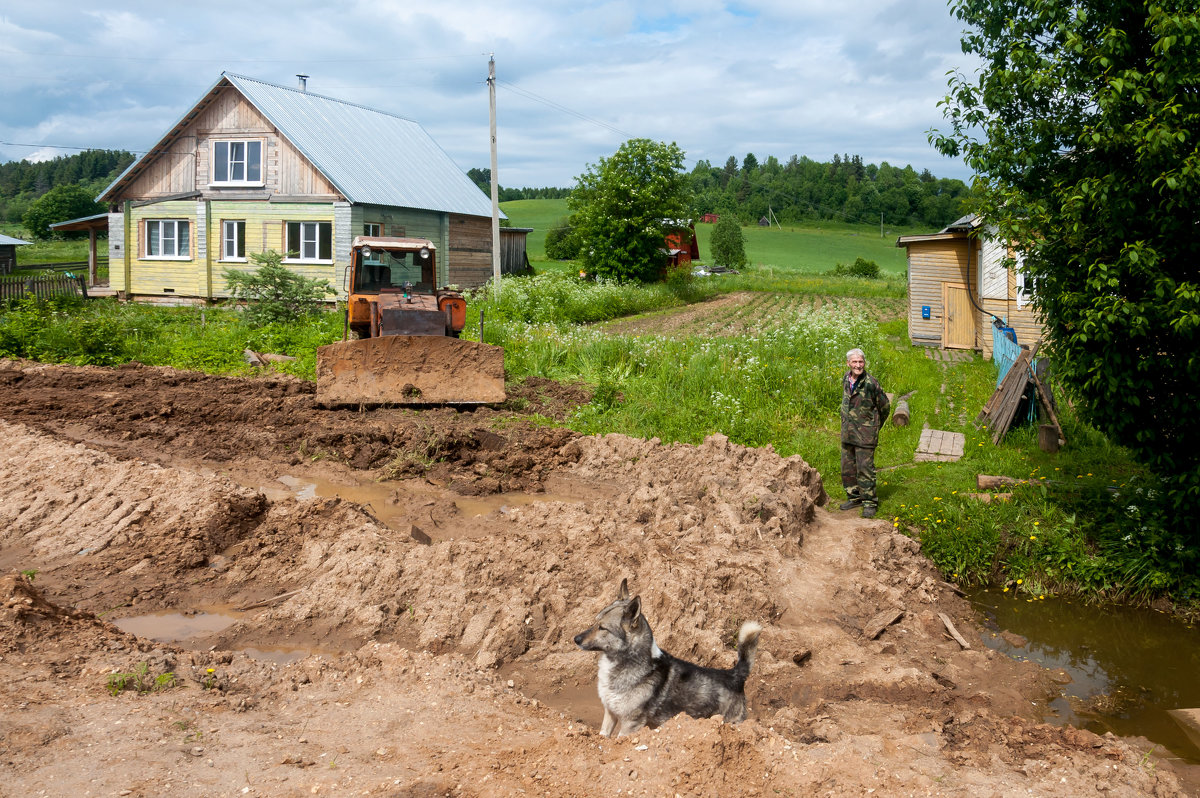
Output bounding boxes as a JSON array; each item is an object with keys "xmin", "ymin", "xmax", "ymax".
[
  {"xmin": 213, "ymin": 140, "xmax": 263, "ymax": 184},
  {"xmin": 145, "ymin": 219, "xmax": 190, "ymax": 258},
  {"xmin": 285, "ymin": 221, "xmax": 332, "ymax": 262}
]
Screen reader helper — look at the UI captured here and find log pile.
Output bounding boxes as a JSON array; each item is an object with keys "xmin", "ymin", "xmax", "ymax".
[{"xmin": 974, "ymin": 344, "xmax": 1064, "ymax": 447}]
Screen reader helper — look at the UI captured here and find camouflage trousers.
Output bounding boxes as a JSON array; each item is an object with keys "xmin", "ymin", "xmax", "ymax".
[{"xmin": 840, "ymin": 442, "xmax": 879, "ymax": 508}]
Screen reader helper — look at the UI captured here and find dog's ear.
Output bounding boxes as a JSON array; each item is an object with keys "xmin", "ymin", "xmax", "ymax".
[
  {"xmin": 618, "ymin": 578, "xmax": 629, "ymax": 600},
  {"xmin": 623, "ymin": 595, "xmax": 642, "ymax": 628}
]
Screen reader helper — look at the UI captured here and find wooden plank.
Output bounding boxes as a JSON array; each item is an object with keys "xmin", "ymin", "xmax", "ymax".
[
  {"xmin": 1031, "ymin": 370, "xmax": 1065, "ymax": 446},
  {"xmin": 938, "ymin": 613, "xmax": 971, "ymax": 649},
  {"xmin": 863, "ymin": 608, "xmax": 905, "ymax": 640}
]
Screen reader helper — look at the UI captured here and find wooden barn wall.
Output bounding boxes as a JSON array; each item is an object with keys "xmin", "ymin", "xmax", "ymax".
[
  {"xmin": 448, "ymin": 214, "xmax": 494, "ymax": 288},
  {"xmin": 1005, "ymin": 268, "xmax": 1047, "ymax": 348},
  {"xmin": 120, "ymin": 85, "xmax": 337, "ymax": 200},
  {"xmin": 906, "ymin": 238, "xmax": 972, "ymax": 348},
  {"xmin": 500, "ymin": 231, "xmax": 530, "ymax": 274}
]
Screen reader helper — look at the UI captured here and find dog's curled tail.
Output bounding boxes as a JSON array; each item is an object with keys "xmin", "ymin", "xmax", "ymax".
[{"xmin": 733, "ymin": 621, "xmax": 763, "ymax": 686}]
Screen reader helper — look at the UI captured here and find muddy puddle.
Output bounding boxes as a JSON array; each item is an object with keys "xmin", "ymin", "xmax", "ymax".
[
  {"xmin": 112, "ymin": 609, "xmax": 311, "ymax": 664},
  {"xmin": 257, "ymin": 472, "xmax": 596, "ymax": 541},
  {"xmin": 972, "ymin": 589, "xmax": 1200, "ymax": 763},
  {"xmin": 499, "ymin": 662, "xmax": 605, "ymax": 729}
]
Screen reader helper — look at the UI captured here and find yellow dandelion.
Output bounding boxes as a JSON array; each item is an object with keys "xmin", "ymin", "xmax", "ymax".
[
  {"xmin": 1033, "ymin": 521, "xmax": 1039, "ymax": 526},
  {"xmin": 1003, "ymin": 587, "xmax": 1009, "ymax": 592},
  {"xmin": 207, "ymin": 668, "xmax": 215, "ymax": 673},
  {"xmin": 1030, "ymin": 535, "xmax": 1037, "ymax": 540},
  {"xmin": 1016, "ymin": 579, "xmax": 1023, "ymax": 585}
]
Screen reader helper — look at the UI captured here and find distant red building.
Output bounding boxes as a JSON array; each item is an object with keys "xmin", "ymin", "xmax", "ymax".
[{"xmin": 701, "ymin": 213, "xmax": 719, "ymax": 224}]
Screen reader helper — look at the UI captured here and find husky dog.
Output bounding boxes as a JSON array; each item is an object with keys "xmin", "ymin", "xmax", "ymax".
[{"xmin": 573, "ymin": 578, "xmax": 762, "ymax": 737}]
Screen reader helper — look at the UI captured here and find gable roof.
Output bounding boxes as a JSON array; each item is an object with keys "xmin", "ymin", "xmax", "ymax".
[
  {"xmin": 0, "ymin": 233, "xmax": 31, "ymax": 246},
  {"xmin": 101, "ymin": 73, "xmax": 496, "ymax": 218}
]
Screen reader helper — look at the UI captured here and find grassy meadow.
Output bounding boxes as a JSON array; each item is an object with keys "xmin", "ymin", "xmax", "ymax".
[{"xmin": 2, "ymin": 202, "xmax": 1194, "ymax": 611}]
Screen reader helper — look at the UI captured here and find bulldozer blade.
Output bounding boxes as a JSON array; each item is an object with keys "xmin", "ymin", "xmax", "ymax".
[{"xmin": 316, "ymin": 335, "xmax": 505, "ymax": 407}]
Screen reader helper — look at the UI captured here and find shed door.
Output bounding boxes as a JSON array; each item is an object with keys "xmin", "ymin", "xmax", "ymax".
[{"xmin": 943, "ymin": 283, "xmax": 974, "ymax": 349}]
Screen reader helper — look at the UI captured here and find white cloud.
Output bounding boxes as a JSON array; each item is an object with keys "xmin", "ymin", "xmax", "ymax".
[{"xmin": 0, "ymin": 0, "xmax": 976, "ymax": 184}]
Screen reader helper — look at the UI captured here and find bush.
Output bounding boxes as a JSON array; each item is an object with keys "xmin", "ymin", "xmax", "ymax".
[
  {"xmin": 223, "ymin": 250, "xmax": 333, "ymax": 325},
  {"xmin": 709, "ymin": 216, "xmax": 747, "ymax": 268},
  {"xmin": 544, "ymin": 218, "xmax": 581, "ymax": 260},
  {"xmin": 829, "ymin": 257, "xmax": 881, "ymax": 279}
]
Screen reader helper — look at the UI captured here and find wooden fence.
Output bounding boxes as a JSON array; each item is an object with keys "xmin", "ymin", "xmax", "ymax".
[
  {"xmin": 2, "ymin": 258, "xmax": 110, "ymax": 276},
  {"xmin": 0, "ymin": 273, "xmax": 89, "ymax": 301}
]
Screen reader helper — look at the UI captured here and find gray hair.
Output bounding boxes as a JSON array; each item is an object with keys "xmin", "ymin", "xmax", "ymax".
[{"xmin": 846, "ymin": 348, "xmax": 866, "ymax": 362}]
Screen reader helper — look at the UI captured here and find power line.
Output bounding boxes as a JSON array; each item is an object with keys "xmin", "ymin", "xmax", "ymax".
[{"xmin": 495, "ymin": 79, "xmax": 635, "ymax": 140}]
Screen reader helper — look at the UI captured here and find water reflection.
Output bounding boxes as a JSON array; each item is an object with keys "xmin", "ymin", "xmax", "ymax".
[{"xmin": 971, "ymin": 589, "xmax": 1200, "ymax": 762}]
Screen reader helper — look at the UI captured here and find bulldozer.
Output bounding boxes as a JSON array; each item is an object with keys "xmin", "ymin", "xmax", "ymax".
[{"xmin": 315, "ymin": 236, "xmax": 505, "ymax": 406}]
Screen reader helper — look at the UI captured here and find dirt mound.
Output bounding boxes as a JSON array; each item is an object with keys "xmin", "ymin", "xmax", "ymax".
[{"xmin": 0, "ymin": 360, "xmax": 1191, "ymax": 796}]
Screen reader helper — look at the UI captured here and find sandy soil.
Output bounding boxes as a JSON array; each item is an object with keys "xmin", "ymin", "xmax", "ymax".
[{"xmin": 0, "ymin": 358, "xmax": 1192, "ymax": 796}]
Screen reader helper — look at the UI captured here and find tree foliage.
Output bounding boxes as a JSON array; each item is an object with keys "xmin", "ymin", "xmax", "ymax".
[
  {"xmin": 544, "ymin": 217, "xmax": 581, "ymax": 260},
  {"xmin": 709, "ymin": 216, "xmax": 747, "ymax": 268},
  {"xmin": 21, "ymin": 183, "xmax": 105, "ymax": 240},
  {"xmin": 932, "ymin": 0, "xmax": 1200, "ymax": 538},
  {"xmin": 0, "ymin": 149, "xmax": 134, "ymax": 225},
  {"xmin": 223, "ymin": 250, "xmax": 333, "ymax": 325},
  {"xmin": 688, "ymin": 153, "xmax": 970, "ymax": 229},
  {"xmin": 568, "ymin": 139, "xmax": 692, "ymax": 282}
]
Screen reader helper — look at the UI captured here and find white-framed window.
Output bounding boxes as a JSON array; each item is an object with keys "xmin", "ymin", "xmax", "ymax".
[
  {"xmin": 212, "ymin": 140, "xmax": 263, "ymax": 185},
  {"xmin": 222, "ymin": 220, "xmax": 246, "ymax": 261},
  {"xmin": 363, "ymin": 223, "xmax": 381, "ymax": 237},
  {"xmin": 145, "ymin": 219, "xmax": 190, "ymax": 258},
  {"xmin": 285, "ymin": 221, "xmax": 332, "ymax": 262},
  {"xmin": 1014, "ymin": 251, "xmax": 1034, "ymax": 310}
]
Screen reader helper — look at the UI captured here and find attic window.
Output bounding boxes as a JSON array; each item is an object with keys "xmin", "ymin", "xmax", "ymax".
[{"xmin": 212, "ymin": 140, "xmax": 263, "ymax": 185}]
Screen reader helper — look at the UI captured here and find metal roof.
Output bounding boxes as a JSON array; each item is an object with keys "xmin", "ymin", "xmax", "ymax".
[
  {"xmin": 102, "ymin": 73, "xmax": 497, "ymax": 219},
  {"xmin": 0, "ymin": 233, "xmax": 31, "ymax": 246}
]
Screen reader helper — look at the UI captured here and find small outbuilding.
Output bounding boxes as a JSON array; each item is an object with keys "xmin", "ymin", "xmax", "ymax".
[
  {"xmin": 0, "ymin": 233, "xmax": 30, "ymax": 275},
  {"xmin": 897, "ymin": 214, "xmax": 1044, "ymax": 359},
  {"xmin": 664, "ymin": 222, "xmax": 700, "ymax": 268}
]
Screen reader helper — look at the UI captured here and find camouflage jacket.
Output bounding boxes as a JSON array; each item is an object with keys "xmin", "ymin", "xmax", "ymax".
[{"xmin": 841, "ymin": 371, "xmax": 890, "ymax": 447}]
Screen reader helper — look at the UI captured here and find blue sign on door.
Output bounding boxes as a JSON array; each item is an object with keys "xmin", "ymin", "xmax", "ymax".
[{"xmin": 922, "ymin": 305, "xmax": 931, "ymax": 319}]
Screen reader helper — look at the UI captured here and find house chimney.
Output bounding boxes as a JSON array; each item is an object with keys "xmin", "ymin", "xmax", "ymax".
[{"xmin": 297, "ymin": 74, "xmax": 309, "ymax": 92}]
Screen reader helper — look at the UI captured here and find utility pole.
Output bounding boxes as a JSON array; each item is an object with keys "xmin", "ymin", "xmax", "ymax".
[{"xmin": 488, "ymin": 55, "xmax": 501, "ymax": 298}]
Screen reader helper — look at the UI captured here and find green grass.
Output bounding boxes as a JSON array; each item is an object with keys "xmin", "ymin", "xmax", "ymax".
[
  {"xmin": 500, "ymin": 199, "xmax": 924, "ymax": 276},
  {"xmin": 500, "ymin": 198, "xmax": 569, "ymax": 262}
]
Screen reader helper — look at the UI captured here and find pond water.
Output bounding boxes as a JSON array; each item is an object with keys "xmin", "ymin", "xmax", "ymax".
[{"xmin": 970, "ymin": 589, "xmax": 1200, "ymax": 763}]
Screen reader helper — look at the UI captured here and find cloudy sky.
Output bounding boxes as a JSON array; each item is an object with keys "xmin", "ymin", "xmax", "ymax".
[{"xmin": 1, "ymin": 1, "xmax": 980, "ymax": 188}]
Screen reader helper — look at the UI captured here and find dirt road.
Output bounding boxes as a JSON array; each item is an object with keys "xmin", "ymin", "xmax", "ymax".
[{"xmin": 0, "ymin": 359, "xmax": 1189, "ymax": 796}]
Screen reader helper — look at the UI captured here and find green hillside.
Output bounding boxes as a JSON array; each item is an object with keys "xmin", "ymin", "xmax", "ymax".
[{"xmin": 501, "ymin": 198, "xmax": 925, "ymax": 275}]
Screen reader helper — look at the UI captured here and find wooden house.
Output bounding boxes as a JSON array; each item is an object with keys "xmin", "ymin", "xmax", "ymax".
[
  {"xmin": 0, "ymin": 233, "xmax": 30, "ymax": 275},
  {"xmin": 897, "ymin": 214, "xmax": 1043, "ymax": 359},
  {"xmin": 98, "ymin": 73, "xmax": 499, "ymax": 303},
  {"xmin": 700, "ymin": 213, "xmax": 719, "ymax": 224}
]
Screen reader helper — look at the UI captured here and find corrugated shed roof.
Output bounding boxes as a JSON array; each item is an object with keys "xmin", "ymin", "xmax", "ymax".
[
  {"xmin": 101, "ymin": 73, "xmax": 496, "ymax": 219},
  {"xmin": 226, "ymin": 74, "xmax": 494, "ymax": 217}
]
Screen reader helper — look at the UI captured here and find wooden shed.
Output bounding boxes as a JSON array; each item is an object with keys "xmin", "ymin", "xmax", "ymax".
[
  {"xmin": 499, "ymin": 227, "xmax": 532, "ymax": 275},
  {"xmin": 0, "ymin": 233, "xmax": 30, "ymax": 275},
  {"xmin": 897, "ymin": 214, "xmax": 1044, "ymax": 360},
  {"xmin": 664, "ymin": 222, "xmax": 700, "ymax": 267}
]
